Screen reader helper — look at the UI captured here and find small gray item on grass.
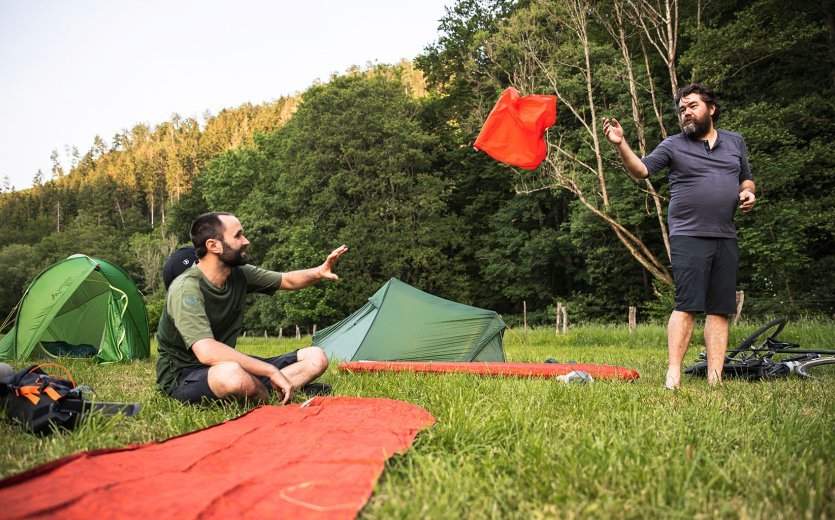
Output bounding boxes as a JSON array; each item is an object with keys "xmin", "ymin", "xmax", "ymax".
[{"xmin": 557, "ymin": 370, "xmax": 594, "ymax": 384}]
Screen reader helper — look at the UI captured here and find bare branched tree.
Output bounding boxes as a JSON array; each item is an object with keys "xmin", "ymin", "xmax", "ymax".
[
  {"xmin": 625, "ymin": 0, "xmax": 680, "ymax": 96},
  {"xmin": 596, "ymin": 0, "xmax": 671, "ymax": 262},
  {"xmin": 487, "ymin": 0, "xmax": 676, "ymax": 287}
]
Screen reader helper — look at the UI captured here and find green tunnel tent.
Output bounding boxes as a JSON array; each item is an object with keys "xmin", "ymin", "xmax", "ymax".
[
  {"xmin": 0, "ymin": 255, "xmax": 150, "ymax": 363},
  {"xmin": 313, "ymin": 278, "xmax": 506, "ymax": 362}
]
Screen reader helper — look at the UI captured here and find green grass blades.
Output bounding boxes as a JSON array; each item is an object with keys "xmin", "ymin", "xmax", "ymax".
[{"xmin": 1, "ymin": 322, "xmax": 833, "ymax": 518}]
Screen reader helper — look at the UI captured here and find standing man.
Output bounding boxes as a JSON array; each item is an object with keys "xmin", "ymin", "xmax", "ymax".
[
  {"xmin": 602, "ymin": 83, "xmax": 756, "ymax": 388},
  {"xmin": 156, "ymin": 211, "xmax": 349, "ymax": 404}
]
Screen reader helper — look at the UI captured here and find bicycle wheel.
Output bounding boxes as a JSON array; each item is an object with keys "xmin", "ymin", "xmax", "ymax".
[
  {"xmin": 684, "ymin": 359, "xmax": 766, "ymax": 380},
  {"xmin": 796, "ymin": 358, "xmax": 835, "ymax": 381},
  {"xmin": 727, "ymin": 317, "xmax": 787, "ymax": 361}
]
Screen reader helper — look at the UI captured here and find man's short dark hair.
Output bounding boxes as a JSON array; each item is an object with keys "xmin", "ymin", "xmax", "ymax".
[
  {"xmin": 190, "ymin": 212, "xmax": 233, "ymax": 258},
  {"xmin": 674, "ymin": 83, "xmax": 721, "ymax": 123}
]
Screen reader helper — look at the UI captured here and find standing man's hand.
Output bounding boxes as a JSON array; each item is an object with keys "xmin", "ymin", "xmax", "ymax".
[
  {"xmin": 739, "ymin": 189, "xmax": 756, "ymax": 213},
  {"xmin": 602, "ymin": 118, "xmax": 624, "ymax": 146},
  {"xmin": 602, "ymin": 117, "xmax": 648, "ymax": 179},
  {"xmin": 269, "ymin": 369, "xmax": 295, "ymax": 405},
  {"xmin": 318, "ymin": 245, "xmax": 349, "ymax": 280}
]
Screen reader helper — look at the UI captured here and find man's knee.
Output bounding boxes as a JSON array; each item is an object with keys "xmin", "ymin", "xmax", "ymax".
[
  {"xmin": 298, "ymin": 346, "xmax": 329, "ymax": 376},
  {"xmin": 669, "ymin": 310, "xmax": 696, "ymax": 326},
  {"xmin": 209, "ymin": 362, "xmax": 262, "ymax": 398}
]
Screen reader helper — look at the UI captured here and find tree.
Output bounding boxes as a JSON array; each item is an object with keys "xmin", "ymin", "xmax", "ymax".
[
  {"xmin": 129, "ymin": 232, "xmax": 179, "ymax": 295},
  {"xmin": 243, "ymin": 70, "xmax": 471, "ymax": 327},
  {"xmin": 0, "ymin": 244, "xmax": 38, "ymax": 325},
  {"xmin": 484, "ymin": 0, "xmax": 674, "ymax": 289},
  {"xmin": 680, "ymin": 0, "xmax": 835, "ymax": 314}
]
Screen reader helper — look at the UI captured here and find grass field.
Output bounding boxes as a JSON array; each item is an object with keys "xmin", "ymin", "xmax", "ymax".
[{"xmin": 1, "ymin": 321, "xmax": 833, "ymax": 518}]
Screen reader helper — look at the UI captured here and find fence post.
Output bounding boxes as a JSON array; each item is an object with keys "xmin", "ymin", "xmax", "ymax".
[
  {"xmin": 312, "ymin": 324, "xmax": 317, "ymax": 336},
  {"xmin": 556, "ymin": 302, "xmax": 566, "ymax": 335},
  {"xmin": 295, "ymin": 325, "xmax": 301, "ymax": 340},
  {"xmin": 561, "ymin": 305, "xmax": 568, "ymax": 334},
  {"xmin": 628, "ymin": 306, "xmax": 637, "ymax": 333},
  {"xmin": 278, "ymin": 327, "xmax": 283, "ymax": 339},
  {"xmin": 264, "ymin": 330, "xmax": 268, "ymax": 339},
  {"xmin": 732, "ymin": 291, "xmax": 745, "ymax": 325}
]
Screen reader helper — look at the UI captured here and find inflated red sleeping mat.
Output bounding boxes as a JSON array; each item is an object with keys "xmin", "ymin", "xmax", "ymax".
[{"xmin": 340, "ymin": 361, "xmax": 639, "ymax": 381}]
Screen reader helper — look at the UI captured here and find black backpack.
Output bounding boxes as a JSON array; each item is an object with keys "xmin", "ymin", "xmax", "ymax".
[{"xmin": 0, "ymin": 364, "xmax": 93, "ymax": 435}]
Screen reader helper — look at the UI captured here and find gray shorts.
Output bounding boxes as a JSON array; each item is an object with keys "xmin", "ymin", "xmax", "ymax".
[
  {"xmin": 670, "ymin": 236, "xmax": 738, "ymax": 315},
  {"xmin": 170, "ymin": 350, "xmax": 299, "ymax": 404}
]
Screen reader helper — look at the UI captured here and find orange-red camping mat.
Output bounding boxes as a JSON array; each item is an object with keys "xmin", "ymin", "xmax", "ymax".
[
  {"xmin": 340, "ymin": 361, "xmax": 639, "ymax": 381},
  {"xmin": 0, "ymin": 396, "xmax": 435, "ymax": 520}
]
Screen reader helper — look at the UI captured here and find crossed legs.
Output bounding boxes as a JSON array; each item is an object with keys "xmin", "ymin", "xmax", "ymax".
[
  {"xmin": 666, "ymin": 311, "xmax": 728, "ymax": 389},
  {"xmin": 207, "ymin": 346, "xmax": 329, "ymax": 403}
]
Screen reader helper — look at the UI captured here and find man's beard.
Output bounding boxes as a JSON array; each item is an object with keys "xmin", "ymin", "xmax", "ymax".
[
  {"xmin": 219, "ymin": 241, "xmax": 248, "ymax": 267},
  {"xmin": 680, "ymin": 111, "xmax": 712, "ymax": 139}
]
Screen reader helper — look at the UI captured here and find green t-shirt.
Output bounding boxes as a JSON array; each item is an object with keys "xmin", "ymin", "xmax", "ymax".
[{"xmin": 155, "ymin": 264, "xmax": 283, "ymax": 394}]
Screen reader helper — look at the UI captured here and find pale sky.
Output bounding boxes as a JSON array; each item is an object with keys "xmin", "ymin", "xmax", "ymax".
[{"xmin": 0, "ymin": 0, "xmax": 452, "ymax": 190}]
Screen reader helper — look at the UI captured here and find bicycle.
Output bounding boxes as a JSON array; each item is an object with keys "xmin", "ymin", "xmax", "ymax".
[{"xmin": 684, "ymin": 317, "xmax": 835, "ymax": 381}]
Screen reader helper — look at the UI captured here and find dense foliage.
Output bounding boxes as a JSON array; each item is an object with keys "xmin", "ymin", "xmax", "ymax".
[{"xmin": 1, "ymin": 2, "xmax": 832, "ymax": 333}]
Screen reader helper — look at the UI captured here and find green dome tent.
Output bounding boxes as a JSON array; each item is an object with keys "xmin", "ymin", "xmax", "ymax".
[
  {"xmin": 313, "ymin": 278, "xmax": 506, "ymax": 362},
  {"xmin": 0, "ymin": 255, "xmax": 150, "ymax": 363}
]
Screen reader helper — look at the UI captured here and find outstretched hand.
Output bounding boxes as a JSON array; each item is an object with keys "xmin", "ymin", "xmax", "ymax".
[
  {"xmin": 318, "ymin": 245, "xmax": 349, "ymax": 280},
  {"xmin": 602, "ymin": 118, "xmax": 624, "ymax": 146}
]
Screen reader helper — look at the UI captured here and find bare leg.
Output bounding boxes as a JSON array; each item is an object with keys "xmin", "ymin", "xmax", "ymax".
[
  {"xmin": 280, "ymin": 346, "xmax": 329, "ymax": 389},
  {"xmin": 704, "ymin": 314, "xmax": 729, "ymax": 386},
  {"xmin": 667, "ymin": 310, "xmax": 696, "ymax": 389},
  {"xmin": 207, "ymin": 362, "xmax": 270, "ymax": 403}
]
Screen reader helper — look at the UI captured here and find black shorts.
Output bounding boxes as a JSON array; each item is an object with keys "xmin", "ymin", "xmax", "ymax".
[
  {"xmin": 670, "ymin": 236, "xmax": 738, "ymax": 315},
  {"xmin": 170, "ymin": 350, "xmax": 300, "ymax": 404}
]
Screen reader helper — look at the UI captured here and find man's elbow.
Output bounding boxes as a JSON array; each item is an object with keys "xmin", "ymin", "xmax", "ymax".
[
  {"xmin": 278, "ymin": 279, "xmax": 298, "ymax": 291},
  {"xmin": 192, "ymin": 339, "xmax": 220, "ymax": 365},
  {"xmin": 630, "ymin": 165, "xmax": 649, "ymax": 179}
]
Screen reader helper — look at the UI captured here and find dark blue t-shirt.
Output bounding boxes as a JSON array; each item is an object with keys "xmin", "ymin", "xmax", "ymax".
[{"xmin": 641, "ymin": 129, "xmax": 752, "ymax": 238}]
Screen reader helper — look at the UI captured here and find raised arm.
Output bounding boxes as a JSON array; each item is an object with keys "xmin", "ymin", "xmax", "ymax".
[
  {"xmin": 279, "ymin": 245, "xmax": 349, "ymax": 290},
  {"xmin": 602, "ymin": 118, "xmax": 649, "ymax": 179}
]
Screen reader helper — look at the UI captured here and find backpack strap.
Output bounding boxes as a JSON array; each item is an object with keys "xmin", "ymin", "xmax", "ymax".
[
  {"xmin": 28, "ymin": 363, "xmax": 76, "ymax": 388},
  {"xmin": 15, "ymin": 386, "xmax": 43, "ymax": 405}
]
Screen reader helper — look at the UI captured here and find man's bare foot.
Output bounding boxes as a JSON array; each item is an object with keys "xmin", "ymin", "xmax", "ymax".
[{"xmin": 665, "ymin": 367, "xmax": 681, "ymax": 390}]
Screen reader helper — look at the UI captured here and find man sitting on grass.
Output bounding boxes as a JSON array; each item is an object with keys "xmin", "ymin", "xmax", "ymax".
[{"xmin": 155, "ymin": 211, "xmax": 348, "ymax": 404}]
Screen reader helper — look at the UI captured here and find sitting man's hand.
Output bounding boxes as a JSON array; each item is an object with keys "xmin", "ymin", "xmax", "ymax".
[
  {"xmin": 269, "ymin": 370, "xmax": 294, "ymax": 405},
  {"xmin": 319, "ymin": 245, "xmax": 349, "ymax": 280}
]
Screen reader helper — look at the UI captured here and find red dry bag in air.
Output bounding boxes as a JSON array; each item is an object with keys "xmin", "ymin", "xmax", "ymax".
[{"xmin": 474, "ymin": 87, "xmax": 557, "ymax": 170}]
